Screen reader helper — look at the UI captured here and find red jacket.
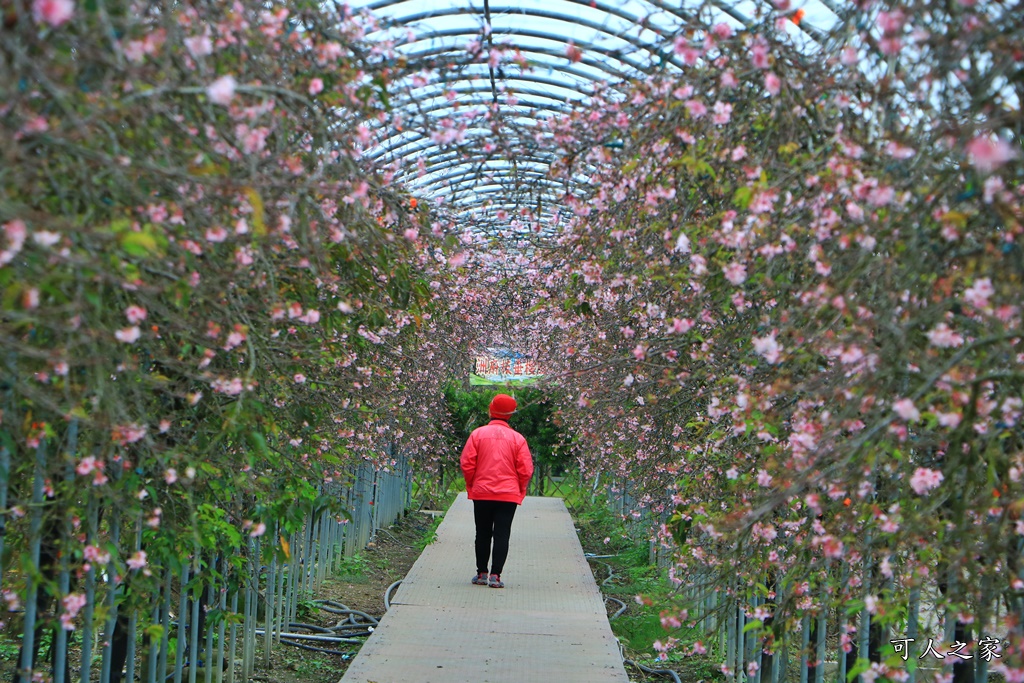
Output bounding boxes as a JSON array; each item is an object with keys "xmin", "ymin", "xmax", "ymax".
[{"xmin": 460, "ymin": 419, "xmax": 534, "ymax": 504}]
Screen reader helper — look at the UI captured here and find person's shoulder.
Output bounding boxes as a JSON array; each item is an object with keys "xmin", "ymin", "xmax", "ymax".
[{"xmin": 471, "ymin": 423, "xmax": 496, "ymax": 436}]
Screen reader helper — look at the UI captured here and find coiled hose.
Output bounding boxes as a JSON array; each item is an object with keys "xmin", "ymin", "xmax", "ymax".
[
  {"xmin": 259, "ymin": 599, "xmax": 380, "ymax": 656},
  {"xmin": 586, "ymin": 555, "xmax": 682, "ymax": 683}
]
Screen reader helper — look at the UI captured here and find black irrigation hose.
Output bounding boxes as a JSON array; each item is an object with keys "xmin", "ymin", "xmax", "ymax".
[
  {"xmin": 624, "ymin": 658, "xmax": 683, "ymax": 683},
  {"xmin": 278, "ymin": 638, "xmax": 355, "ymax": 656},
  {"xmin": 586, "ymin": 555, "xmax": 682, "ymax": 683},
  {"xmin": 606, "ymin": 595, "xmax": 628, "ymax": 619},
  {"xmin": 268, "ymin": 601, "xmax": 379, "ymax": 656},
  {"xmin": 591, "ymin": 559, "xmax": 628, "ymax": 619},
  {"xmin": 383, "ymin": 579, "xmax": 402, "ymax": 611},
  {"xmin": 312, "ymin": 600, "xmax": 380, "ymax": 625}
]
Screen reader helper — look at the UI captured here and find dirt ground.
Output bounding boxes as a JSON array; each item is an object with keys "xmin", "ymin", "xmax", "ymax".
[{"xmin": 250, "ymin": 510, "xmax": 437, "ymax": 683}]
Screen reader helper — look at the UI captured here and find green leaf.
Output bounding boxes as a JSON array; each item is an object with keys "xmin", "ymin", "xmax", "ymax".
[
  {"xmin": 120, "ymin": 231, "xmax": 161, "ymax": 257},
  {"xmin": 733, "ymin": 186, "xmax": 753, "ymax": 209}
]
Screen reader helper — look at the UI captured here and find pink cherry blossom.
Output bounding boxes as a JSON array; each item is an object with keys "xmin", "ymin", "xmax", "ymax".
[
  {"xmin": 965, "ymin": 135, "xmax": 1017, "ymax": 173},
  {"xmin": 877, "ymin": 10, "xmax": 906, "ymax": 34},
  {"xmin": 764, "ymin": 72, "xmax": 781, "ymax": 96},
  {"xmin": 32, "ymin": 0, "xmax": 74, "ymax": 27},
  {"xmin": 235, "ymin": 246, "xmax": 254, "ymax": 265},
  {"xmin": 206, "ymin": 75, "xmax": 237, "ymax": 106},
  {"xmin": 115, "ymin": 326, "xmax": 141, "ymax": 344},
  {"xmin": 126, "ymin": 550, "xmax": 147, "ymax": 570},
  {"xmin": 893, "ymin": 398, "xmax": 921, "ymax": 422},
  {"xmin": 752, "ymin": 333, "xmax": 782, "ymax": 363},
  {"xmin": 879, "ymin": 37, "xmax": 903, "ymax": 56},
  {"xmin": 83, "ymin": 545, "xmax": 111, "ymax": 566},
  {"xmin": 668, "ymin": 318, "xmax": 694, "ymax": 334},
  {"xmin": 31, "ymin": 230, "xmax": 61, "ymax": 247},
  {"xmin": 723, "ymin": 262, "xmax": 747, "ymax": 285},
  {"xmin": 185, "ymin": 33, "xmax": 213, "ymax": 58},
  {"xmin": 309, "ymin": 78, "xmax": 324, "ymax": 95},
  {"xmin": 712, "ymin": 101, "xmax": 732, "ymax": 125},
  {"xmin": 750, "ymin": 43, "xmax": 770, "ymax": 69},
  {"xmin": 712, "ymin": 23, "xmax": 734, "ymax": 39},
  {"xmin": 910, "ymin": 468, "xmax": 943, "ymax": 495},
  {"xmin": 59, "ymin": 593, "xmax": 87, "ymax": 630},
  {"xmin": 684, "ymin": 99, "xmax": 707, "ymax": 118},
  {"xmin": 926, "ymin": 323, "xmax": 964, "ymax": 348},
  {"xmin": 76, "ymin": 456, "xmax": 100, "ymax": 476},
  {"xmin": 963, "ymin": 278, "xmax": 994, "ymax": 309},
  {"xmin": 125, "ymin": 305, "xmax": 147, "ymax": 324}
]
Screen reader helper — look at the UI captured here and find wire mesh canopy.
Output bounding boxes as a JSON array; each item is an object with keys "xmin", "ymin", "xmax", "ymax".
[{"xmin": 352, "ymin": 0, "xmax": 842, "ymax": 238}]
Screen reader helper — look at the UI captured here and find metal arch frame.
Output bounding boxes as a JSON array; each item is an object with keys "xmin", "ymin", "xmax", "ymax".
[
  {"xmin": 438, "ymin": 177, "xmax": 573, "ymax": 203},
  {"xmin": 441, "ymin": 174, "xmax": 574, "ymax": 194},
  {"xmin": 363, "ymin": 0, "xmax": 694, "ymax": 35},
  {"xmin": 387, "ymin": 38, "xmax": 643, "ymax": 83},
  {"xmin": 459, "ymin": 199, "xmax": 563, "ymax": 215},
  {"xmin": 418, "ymin": 168, "xmax": 564, "ymax": 196},
  {"xmin": 362, "ymin": 0, "xmax": 822, "ymax": 47},
  {"xmin": 391, "ymin": 145, "xmax": 559, "ymax": 173},
  {"xmin": 388, "ymin": 72, "xmax": 594, "ymax": 108},
  {"xmin": 369, "ymin": 109, "xmax": 572, "ymax": 165},
  {"xmin": 409, "ymin": 164, "xmax": 558, "ymax": 192},
  {"xmin": 374, "ymin": 126, "xmax": 598, "ymax": 187},
  {"xmin": 377, "ymin": 41, "xmax": 642, "ymax": 120},
  {"xmin": 417, "ymin": 175, "xmax": 581, "ymax": 206},
  {"xmin": 392, "ymin": 82, "xmax": 579, "ymax": 111},
  {"xmin": 456, "ymin": 202, "xmax": 567, "ymax": 224},
  {"xmin": 386, "ymin": 136, "xmax": 600, "ymax": 182},
  {"xmin": 406, "ymin": 147, "xmax": 595, "ymax": 180},
  {"xmin": 373, "ymin": 5, "xmax": 687, "ymax": 72},
  {"xmin": 366, "ymin": 31, "xmax": 680, "ymax": 163},
  {"xmin": 440, "ymin": 179, "xmax": 571, "ymax": 204},
  {"xmin": 389, "ymin": 26, "xmax": 672, "ymax": 77},
  {"xmin": 402, "ymin": 159, "xmax": 580, "ymax": 191},
  {"xmin": 347, "ymin": 0, "xmax": 829, "ymax": 231},
  {"xmin": 366, "ymin": 95, "xmax": 594, "ymax": 153},
  {"xmin": 396, "ymin": 153, "xmax": 594, "ymax": 194},
  {"xmin": 388, "ymin": 147, "xmax": 596, "ymax": 194}
]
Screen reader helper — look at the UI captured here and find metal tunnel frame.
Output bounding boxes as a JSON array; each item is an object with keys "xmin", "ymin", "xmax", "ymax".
[{"xmin": 348, "ymin": 0, "xmax": 839, "ymax": 236}]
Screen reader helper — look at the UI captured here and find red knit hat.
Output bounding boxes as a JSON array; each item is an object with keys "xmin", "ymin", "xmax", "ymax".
[{"xmin": 489, "ymin": 394, "xmax": 517, "ymax": 419}]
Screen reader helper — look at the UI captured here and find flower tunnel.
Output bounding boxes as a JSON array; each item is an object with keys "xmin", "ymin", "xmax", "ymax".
[{"xmin": 1, "ymin": 0, "xmax": 1023, "ymax": 681}]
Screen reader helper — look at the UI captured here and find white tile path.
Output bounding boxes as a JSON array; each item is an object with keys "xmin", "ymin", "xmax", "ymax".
[{"xmin": 339, "ymin": 493, "xmax": 630, "ymax": 683}]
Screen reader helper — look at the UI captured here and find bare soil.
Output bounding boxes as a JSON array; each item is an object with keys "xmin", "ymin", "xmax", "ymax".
[{"xmin": 249, "ymin": 510, "xmax": 435, "ymax": 683}]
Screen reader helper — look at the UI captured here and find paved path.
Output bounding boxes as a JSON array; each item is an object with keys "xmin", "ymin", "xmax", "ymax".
[{"xmin": 340, "ymin": 493, "xmax": 630, "ymax": 683}]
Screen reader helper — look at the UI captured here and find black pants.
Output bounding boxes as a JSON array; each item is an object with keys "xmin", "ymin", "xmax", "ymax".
[{"xmin": 473, "ymin": 500, "xmax": 517, "ymax": 575}]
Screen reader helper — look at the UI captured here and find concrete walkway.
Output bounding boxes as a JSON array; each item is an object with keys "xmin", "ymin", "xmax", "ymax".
[{"xmin": 340, "ymin": 493, "xmax": 630, "ymax": 683}]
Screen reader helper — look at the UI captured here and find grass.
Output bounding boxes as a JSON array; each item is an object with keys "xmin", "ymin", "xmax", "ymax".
[
  {"xmin": 414, "ymin": 514, "xmax": 443, "ymax": 551},
  {"xmin": 569, "ymin": 483, "xmax": 725, "ymax": 678},
  {"xmin": 0, "ymin": 638, "xmax": 18, "ymax": 662},
  {"xmin": 334, "ymin": 553, "xmax": 372, "ymax": 583}
]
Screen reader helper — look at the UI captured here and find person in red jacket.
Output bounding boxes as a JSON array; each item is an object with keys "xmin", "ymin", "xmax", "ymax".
[{"xmin": 460, "ymin": 393, "xmax": 534, "ymax": 588}]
